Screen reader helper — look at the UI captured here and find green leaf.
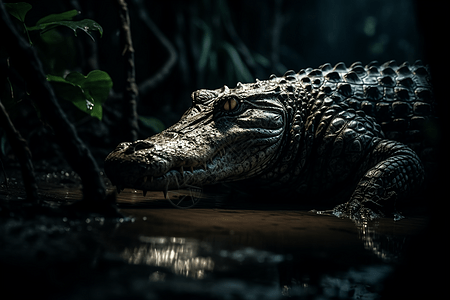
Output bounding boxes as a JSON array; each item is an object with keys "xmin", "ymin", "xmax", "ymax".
[
  {"xmin": 28, "ymin": 19, "xmax": 103, "ymax": 41},
  {"xmin": 90, "ymin": 102, "xmax": 102, "ymax": 120},
  {"xmin": 46, "ymin": 74, "xmax": 67, "ymax": 83},
  {"xmin": 65, "ymin": 72, "xmax": 86, "ymax": 86},
  {"xmin": 39, "ymin": 29, "xmax": 63, "ymax": 44},
  {"xmin": 36, "ymin": 9, "xmax": 79, "ymax": 25},
  {"xmin": 4, "ymin": 2, "xmax": 32, "ymax": 23},
  {"xmin": 47, "ymin": 74, "xmax": 90, "ymax": 114},
  {"xmin": 47, "ymin": 71, "xmax": 112, "ymax": 120},
  {"xmin": 82, "ymin": 70, "xmax": 112, "ymax": 104},
  {"xmin": 51, "ymin": 80, "xmax": 91, "ymax": 114}
]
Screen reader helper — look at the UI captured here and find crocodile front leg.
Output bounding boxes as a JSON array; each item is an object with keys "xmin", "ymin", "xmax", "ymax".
[{"xmin": 332, "ymin": 139, "xmax": 424, "ymax": 221}]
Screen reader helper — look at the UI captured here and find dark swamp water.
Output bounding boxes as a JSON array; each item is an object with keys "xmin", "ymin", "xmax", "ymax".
[{"xmin": 0, "ymin": 171, "xmax": 442, "ymax": 300}]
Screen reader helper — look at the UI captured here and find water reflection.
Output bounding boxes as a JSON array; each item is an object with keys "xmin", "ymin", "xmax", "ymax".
[
  {"xmin": 119, "ymin": 216, "xmax": 419, "ymax": 282},
  {"xmin": 121, "ymin": 236, "xmax": 214, "ymax": 279},
  {"xmin": 114, "ymin": 207, "xmax": 426, "ymax": 300},
  {"xmin": 355, "ymin": 220, "xmax": 407, "ymax": 261},
  {"xmin": 119, "ymin": 230, "xmax": 396, "ymax": 299}
]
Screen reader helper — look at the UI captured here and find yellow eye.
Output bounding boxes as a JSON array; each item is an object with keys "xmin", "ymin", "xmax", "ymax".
[{"xmin": 223, "ymin": 98, "xmax": 238, "ymax": 111}]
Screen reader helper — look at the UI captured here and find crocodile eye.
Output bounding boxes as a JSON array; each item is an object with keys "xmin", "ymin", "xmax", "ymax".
[{"xmin": 223, "ymin": 98, "xmax": 238, "ymax": 111}]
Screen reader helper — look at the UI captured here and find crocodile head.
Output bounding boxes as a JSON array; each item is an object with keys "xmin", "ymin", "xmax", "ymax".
[{"xmin": 105, "ymin": 78, "xmax": 297, "ymax": 195}]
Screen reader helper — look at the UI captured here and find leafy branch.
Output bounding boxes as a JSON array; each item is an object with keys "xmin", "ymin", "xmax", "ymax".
[
  {"xmin": 4, "ymin": 2, "xmax": 110, "ymax": 120},
  {"xmin": 4, "ymin": 2, "xmax": 103, "ymax": 44},
  {"xmin": 47, "ymin": 71, "xmax": 112, "ymax": 121}
]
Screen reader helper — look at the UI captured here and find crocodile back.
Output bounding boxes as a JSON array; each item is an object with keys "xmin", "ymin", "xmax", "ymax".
[{"xmin": 293, "ymin": 60, "xmax": 435, "ymax": 162}]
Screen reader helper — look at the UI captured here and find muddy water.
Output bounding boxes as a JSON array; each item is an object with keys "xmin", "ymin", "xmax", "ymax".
[
  {"xmin": 1, "ymin": 182, "xmax": 430, "ymax": 299},
  {"xmin": 113, "ymin": 190, "xmax": 429, "ymax": 297}
]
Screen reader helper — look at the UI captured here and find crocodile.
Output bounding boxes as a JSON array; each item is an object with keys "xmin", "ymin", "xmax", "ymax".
[{"xmin": 105, "ymin": 60, "xmax": 435, "ymax": 220}]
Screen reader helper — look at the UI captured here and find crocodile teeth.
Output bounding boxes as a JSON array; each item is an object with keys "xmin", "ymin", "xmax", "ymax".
[
  {"xmin": 143, "ymin": 176, "xmax": 153, "ymax": 183},
  {"xmin": 116, "ymin": 185, "xmax": 123, "ymax": 194},
  {"xmin": 180, "ymin": 166, "xmax": 184, "ymax": 178},
  {"xmin": 163, "ymin": 182, "xmax": 168, "ymax": 199},
  {"xmin": 173, "ymin": 174, "xmax": 179, "ymax": 188}
]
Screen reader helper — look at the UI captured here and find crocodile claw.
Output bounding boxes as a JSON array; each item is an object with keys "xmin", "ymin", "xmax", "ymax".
[{"xmin": 116, "ymin": 185, "xmax": 124, "ymax": 194}]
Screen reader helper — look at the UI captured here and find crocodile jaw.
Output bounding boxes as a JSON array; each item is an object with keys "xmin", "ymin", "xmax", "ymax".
[
  {"xmin": 105, "ymin": 81, "xmax": 289, "ymax": 194},
  {"xmin": 104, "ymin": 126, "xmax": 284, "ymax": 194}
]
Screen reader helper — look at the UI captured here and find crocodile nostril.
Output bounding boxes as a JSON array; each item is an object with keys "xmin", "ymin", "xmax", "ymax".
[
  {"xmin": 135, "ymin": 141, "xmax": 154, "ymax": 151},
  {"xmin": 124, "ymin": 141, "xmax": 154, "ymax": 154},
  {"xmin": 134, "ymin": 141, "xmax": 154, "ymax": 151},
  {"xmin": 124, "ymin": 145, "xmax": 135, "ymax": 154}
]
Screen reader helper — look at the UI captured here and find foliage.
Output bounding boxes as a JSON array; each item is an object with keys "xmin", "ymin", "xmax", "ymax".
[
  {"xmin": 3, "ymin": 2, "xmax": 110, "ymax": 120},
  {"xmin": 4, "ymin": 3, "xmax": 103, "ymax": 44},
  {"xmin": 47, "ymin": 71, "xmax": 112, "ymax": 121},
  {"xmin": 196, "ymin": 17, "xmax": 253, "ymax": 85},
  {"xmin": 4, "ymin": 2, "xmax": 31, "ymax": 22},
  {"xmin": 28, "ymin": 12, "xmax": 103, "ymax": 41},
  {"xmin": 193, "ymin": 2, "xmax": 256, "ymax": 87},
  {"xmin": 184, "ymin": 1, "xmax": 272, "ymax": 89}
]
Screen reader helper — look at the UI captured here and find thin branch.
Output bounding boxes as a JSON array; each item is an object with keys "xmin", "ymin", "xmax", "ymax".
[
  {"xmin": 116, "ymin": 0, "xmax": 139, "ymax": 142},
  {"xmin": 0, "ymin": 100, "xmax": 38, "ymax": 203},
  {"xmin": 132, "ymin": 0, "xmax": 178, "ymax": 95},
  {"xmin": 0, "ymin": 2, "xmax": 106, "ymax": 204}
]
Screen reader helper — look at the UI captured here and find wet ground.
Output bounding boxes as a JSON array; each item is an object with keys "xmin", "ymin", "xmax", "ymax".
[{"xmin": 0, "ymin": 170, "xmax": 434, "ymax": 299}]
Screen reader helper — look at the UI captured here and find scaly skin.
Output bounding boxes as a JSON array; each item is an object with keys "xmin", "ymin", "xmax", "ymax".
[{"xmin": 105, "ymin": 60, "xmax": 434, "ymax": 220}]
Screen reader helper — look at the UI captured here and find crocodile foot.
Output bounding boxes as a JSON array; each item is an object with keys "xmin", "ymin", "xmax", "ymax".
[
  {"xmin": 331, "ymin": 200, "xmax": 384, "ymax": 221},
  {"xmin": 330, "ymin": 195, "xmax": 404, "ymax": 221}
]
